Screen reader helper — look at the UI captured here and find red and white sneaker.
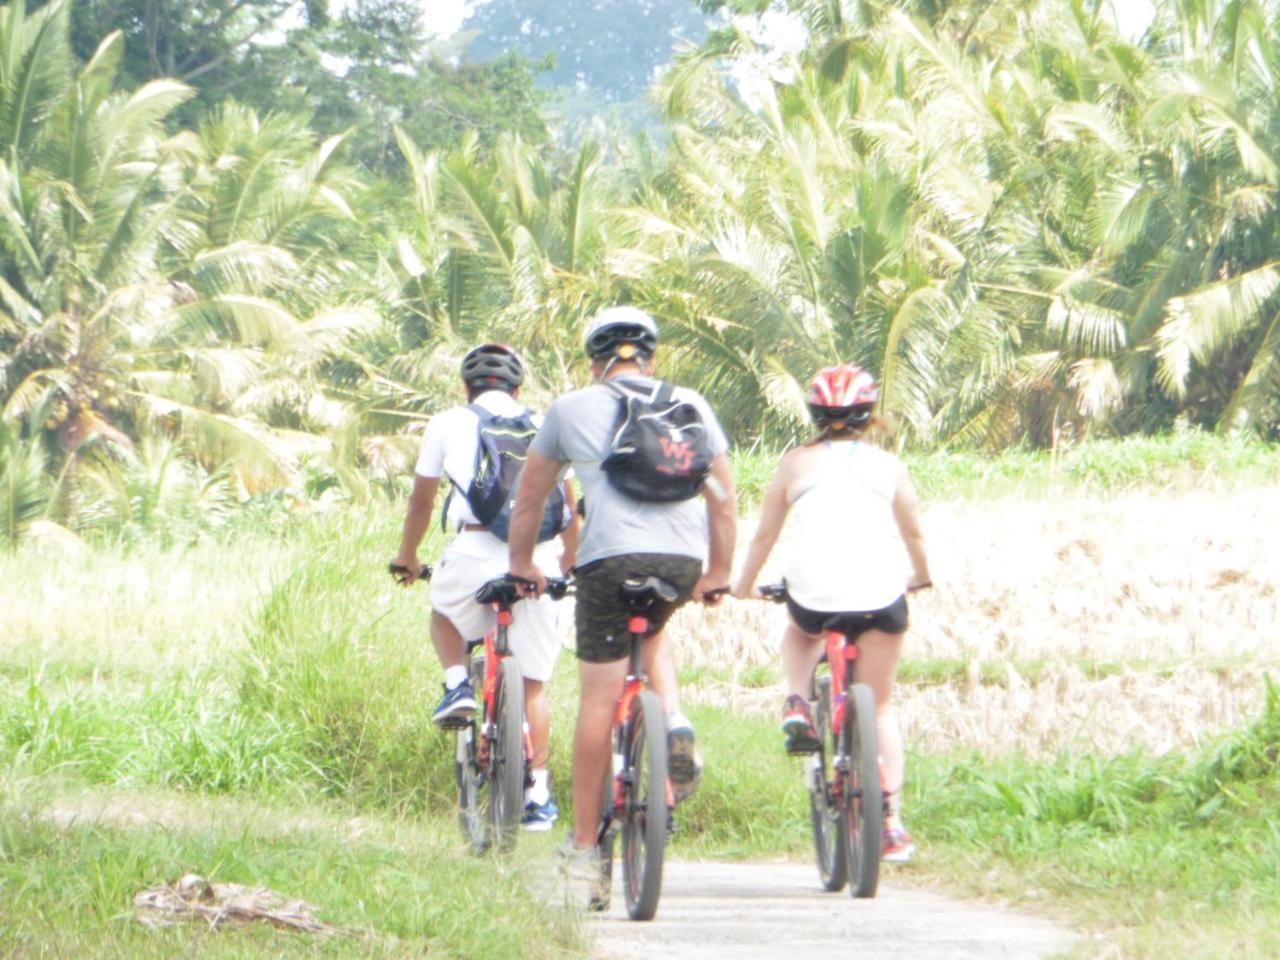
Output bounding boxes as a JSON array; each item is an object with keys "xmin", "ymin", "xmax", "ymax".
[
  {"xmin": 881, "ymin": 825, "xmax": 915, "ymax": 863},
  {"xmin": 781, "ymin": 695, "xmax": 821, "ymax": 755}
]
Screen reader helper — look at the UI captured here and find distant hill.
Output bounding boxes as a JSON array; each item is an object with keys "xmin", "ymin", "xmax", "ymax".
[{"xmin": 463, "ymin": 0, "xmax": 711, "ymax": 105}]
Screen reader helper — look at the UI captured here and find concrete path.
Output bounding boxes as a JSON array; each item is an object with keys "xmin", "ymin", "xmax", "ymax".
[{"xmin": 590, "ymin": 861, "xmax": 1078, "ymax": 960}]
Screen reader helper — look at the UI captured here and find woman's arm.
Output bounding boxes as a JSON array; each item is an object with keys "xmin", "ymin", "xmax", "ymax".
[
  {"xmin": 891, "ymin": 464, "xmax": 931, "ymax": 589},
  {"xmin": 731, "ymin": 456, "xmax": 794, "ymax": 598}
]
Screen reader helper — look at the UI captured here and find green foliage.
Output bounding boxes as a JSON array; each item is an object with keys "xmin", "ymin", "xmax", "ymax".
[{"xmin": 0, "ymin": 421, "xmax": 48, "ymax": 547}]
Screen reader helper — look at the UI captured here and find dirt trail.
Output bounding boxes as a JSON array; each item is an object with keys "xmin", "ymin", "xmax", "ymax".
[{"xmin": 590, "ymin": 861, "xmax": 1078, "ymax": 960}]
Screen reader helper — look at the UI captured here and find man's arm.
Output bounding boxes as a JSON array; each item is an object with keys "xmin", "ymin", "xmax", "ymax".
[
  {"xmin": 507, "ymin": 449, "xmax": 563, "ymax": 593},
  {"xmin": 557, "ymin": 479, "xmax": 580, "ymax": 575},
  {"xmin": 391, "ymin": 475, "xmax": 440, "ymax": 585},
  {"xmin": 693, "ymin": 453, "xmax": 737, "ymax": 602}
]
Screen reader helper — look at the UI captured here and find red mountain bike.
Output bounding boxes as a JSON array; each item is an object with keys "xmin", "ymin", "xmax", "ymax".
[
  {"xmin": 453, "ymin": 574, "xmax": 570, "ymax": 853},
  {"xmin": 760, "ymin": 583, "xmax": 882, "ymax": 898},
  {"xmin": 589, "ymin": 576, "xmax": 681, "ymax": 921},
  {"xmin": 390, "ymin": 565, "xmax": 565, "ymax": 855}
]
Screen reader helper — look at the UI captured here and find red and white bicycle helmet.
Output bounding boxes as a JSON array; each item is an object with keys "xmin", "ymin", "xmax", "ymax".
[{"xmin": 806, "ymin": 364, "xmax": 878, "ymax": 430}]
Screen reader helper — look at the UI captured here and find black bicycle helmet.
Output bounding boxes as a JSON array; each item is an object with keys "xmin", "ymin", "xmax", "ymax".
[
  {"xmin": 583, "ymin": 306, "xmax": 659, "ymax": 360},
  {"xmin": 460, "ymin": 343, "xmax": 524, "ymax": 391}
]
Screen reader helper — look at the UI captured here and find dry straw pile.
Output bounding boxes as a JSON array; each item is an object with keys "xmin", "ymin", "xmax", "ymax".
[{"xmin": 671, "ymin": 490, "xmax": 1280, "ymax": 757}]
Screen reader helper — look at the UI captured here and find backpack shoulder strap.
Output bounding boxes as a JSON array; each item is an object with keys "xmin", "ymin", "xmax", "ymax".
[{"xmin": 654, "ymin": 380, "xmax": 675, "ymax": 404}]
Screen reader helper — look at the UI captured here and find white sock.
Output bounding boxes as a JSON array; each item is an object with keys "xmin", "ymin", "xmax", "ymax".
[
  {"xmin": 667, "ymin": 711, "xmax": 692, "ymax": 732},
  {"xmin": 443, "ymin": 665, "xmax": 469, "ymax": 690},
  {"xmin": 527, "ymin": 768, "xmax": 550, "ymax": 806}
]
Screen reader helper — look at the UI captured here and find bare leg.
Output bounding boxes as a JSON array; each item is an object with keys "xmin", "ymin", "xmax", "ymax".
[
  {"xmin": 572, "ymin": 658, "xmax": 628, "ymax": 848},
  {"xmin": 782, "ymin": 621, "xmax": 826, "ymax": 699},
  {"xmin": 853, "ymin": 628, "xmax": 905, "ymax": 817},
  {"xmin": 524, "ymin": 677, "xmax": 550, "ymax": 768},
  {"xmin": 430, "ymin": 610, "xmax": 467, "ymax": 671},
  {"xmin": 642, "ymin": 628, "xmax": 680, "ymax": 716}
]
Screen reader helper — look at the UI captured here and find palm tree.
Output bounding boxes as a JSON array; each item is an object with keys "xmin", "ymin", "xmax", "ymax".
[{"xmin": 0, "ymin": 3, "xmax": 384, "ymax": 502}]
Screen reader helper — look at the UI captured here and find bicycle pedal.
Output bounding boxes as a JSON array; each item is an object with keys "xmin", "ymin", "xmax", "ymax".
[
  {"xmin": 437, "ymin": 716, "xmax": 473, "ymax": 731},
  {"xmin": 785, "ymin": 735, "xmax": 822, "ymax": 756}
]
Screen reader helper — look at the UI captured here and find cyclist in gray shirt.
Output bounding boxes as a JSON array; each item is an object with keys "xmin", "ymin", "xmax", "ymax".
[{"xmin": 507, "ymin": 307, "xmax": 737, "ymax": 863}]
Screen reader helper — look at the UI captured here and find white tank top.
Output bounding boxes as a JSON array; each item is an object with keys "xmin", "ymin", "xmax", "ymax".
[{"xmin": 783, "ymin": 442, "xmax": 909, "ymax": 613}]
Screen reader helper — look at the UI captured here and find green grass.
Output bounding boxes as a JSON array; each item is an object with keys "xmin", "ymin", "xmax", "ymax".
[
  {"xmin": 905, "ymin": 680, "xmax": 1280, "ymax": 958},
  {"xmin": 0, "ymin": 792, "xmax": 582, "ymax": 958}
]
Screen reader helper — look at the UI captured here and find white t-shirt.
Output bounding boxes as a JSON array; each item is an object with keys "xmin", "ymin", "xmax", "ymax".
[{"xmin": 414, "ymin": 390, "xmax": 540, "ymax": 531}]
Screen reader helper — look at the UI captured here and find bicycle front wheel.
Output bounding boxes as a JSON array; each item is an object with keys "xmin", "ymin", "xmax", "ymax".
[
  {"xmin": 809, "ymin": 676, "xmax": 847, "ymax": 891},
  {"xmin": 841, "ymin": 681, "xmax": 882, "ymax": 898},
  {"xmin": 592, "ymin": 751, "xmax": 616, "ymax": 913},
  {"xmin": 488, "ymin": 656, "xmax": 526, "ymax": 851},
  {"xmin": 456, "ymin": 724, "xmax": 488, "ymax": 853},
  {"xmin": 621, "ymin": 690, "xmax": 668, "ymax": 921}
]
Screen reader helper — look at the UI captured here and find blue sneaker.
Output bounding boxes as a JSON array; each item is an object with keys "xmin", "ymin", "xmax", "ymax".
[
  {"xmin": 432, "ymin": 681, "xmax": 477, "ymax": 727},
  {"xmin": 522, "ymin": 798, "xmax": 559, "ymax": 831}
]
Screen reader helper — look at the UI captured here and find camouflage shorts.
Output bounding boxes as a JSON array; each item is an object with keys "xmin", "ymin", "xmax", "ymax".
[{"xmin": 572, "ymin": 553, "xmax": 703, "ymax": 663}]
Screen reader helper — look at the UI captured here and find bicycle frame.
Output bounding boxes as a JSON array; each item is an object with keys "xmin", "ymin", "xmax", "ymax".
[
  {"xmin": 472, "ymin": 596, "xmax": 531, "ymax": 771},
  {"xmin": 604, "ymin": 612, "xmax": 675, "ymax": 815},
  {"xmin": 822, "ymin": 627, "xmax": 859, "ymax": 748}
]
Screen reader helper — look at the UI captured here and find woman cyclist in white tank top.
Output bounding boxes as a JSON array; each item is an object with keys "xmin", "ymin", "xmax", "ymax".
[{"xmin": 732, "ymin": 364, "xmax": 931, "ymax": 862}]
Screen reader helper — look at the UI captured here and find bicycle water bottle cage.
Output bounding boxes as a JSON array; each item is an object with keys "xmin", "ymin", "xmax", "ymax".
[
  {"xmin": 475, "ymin": 577, "xmax": 526, "ymax": 606},
  {"xmin": 619, "ymin": 576, "xmax": 679, "ymax": 609}
]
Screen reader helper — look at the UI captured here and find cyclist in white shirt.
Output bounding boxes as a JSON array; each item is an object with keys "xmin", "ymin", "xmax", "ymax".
[{"xmin": 391, "ymin": 343, "xmax": 577, "ymax": 831}]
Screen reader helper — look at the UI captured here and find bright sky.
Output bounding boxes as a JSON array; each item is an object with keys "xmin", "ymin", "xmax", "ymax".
[
  {"xmin": 423, "ymin": 0, "xmax": 474, "ymax": 38},
  {"xmin": 1106, "ymin": 0, "xmax": 1157, "ymax": 41}
]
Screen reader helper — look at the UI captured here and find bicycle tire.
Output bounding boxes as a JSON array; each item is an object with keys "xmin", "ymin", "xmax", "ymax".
[
  {"xmin": 488, "ymin": 656, "xmax": 526, "ymax": 851},
  {"xmin": 809, "ymin": 675, "xmax": 847, "ymax": 891},
  {"xmin": 842, "ymin": 681, "xmax": 882, "ymax": 898},
  {"xmin": 621, "ymin": 690, "xmax": 668, "ymax": 921},
  {"xmin": 456, "ymin": 724, "xmax": 488, "ymax": 853},
  {"xmin": 592, "ymin": 754, "xmax": 616, "ymax": 912}
]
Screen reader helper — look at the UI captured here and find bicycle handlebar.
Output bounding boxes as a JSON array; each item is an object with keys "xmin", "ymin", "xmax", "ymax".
[
  {"xmin": 389, "ymin": 562, "xmax": 431, "ymax": 584},
  {"xmin": 475, "ymin": 574, "xmax": 573, "ymax": 606},
  {"xmin": 759, "ymin": 581, "xmax": 931, "ymax": 602}
]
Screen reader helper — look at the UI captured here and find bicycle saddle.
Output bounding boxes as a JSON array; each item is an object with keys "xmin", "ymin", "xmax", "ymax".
[{"xmin": 618, "ymin": 576, "xmax": 679, "ymax": 607}]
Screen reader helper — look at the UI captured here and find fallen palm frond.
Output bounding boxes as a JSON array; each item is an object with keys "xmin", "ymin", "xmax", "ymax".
[{"xmin": 133, "ymin": 874, "xmax": 348, "ymax": 936}]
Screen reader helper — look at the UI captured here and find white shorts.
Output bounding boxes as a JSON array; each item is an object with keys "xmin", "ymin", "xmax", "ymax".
[{"xmin": 429, "ymin": 531, "xmax": 565, "ymax": 682}]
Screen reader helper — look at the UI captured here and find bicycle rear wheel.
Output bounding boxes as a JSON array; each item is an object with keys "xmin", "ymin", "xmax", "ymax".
[
  {"xmin": 809, "ymin": 676, "xmax": 847, "ymax": 891},
  {"xmin": 621, "ymin": 690, "xmax": 668, "ymax": 921},
  {"xmin": 487, "ymin": 656, "xmax": 526, "ymax": 851},
  {"xmin": 841, "ymin": 681, "xmax": 882, "ymax": 898}
]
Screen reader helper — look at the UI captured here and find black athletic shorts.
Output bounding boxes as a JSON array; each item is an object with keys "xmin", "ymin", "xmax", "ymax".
[
  {"xmin": 572, "ymin": 553, "xmax": 703, "ymax": 663},
  {"xmin": 786, "ymin": 594, "xmax": 909, "ymax": 639}
]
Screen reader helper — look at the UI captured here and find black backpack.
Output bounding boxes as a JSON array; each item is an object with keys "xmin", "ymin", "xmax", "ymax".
[
  {"xmin": 450, "ymin": 405, "xmax": 567, "ymax": 543},
  {"xmin": 601, "ymin": 380, "xmax": 714, "ymax": 502}
]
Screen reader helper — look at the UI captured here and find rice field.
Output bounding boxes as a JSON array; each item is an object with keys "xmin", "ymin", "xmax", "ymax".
[{"xmin": 674, "ymin": 489, "xmax": 1280, "ymax": 757}]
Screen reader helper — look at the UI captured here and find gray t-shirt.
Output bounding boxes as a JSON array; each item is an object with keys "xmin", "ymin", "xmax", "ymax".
[{"xmin": 532, "ymin": 376, "xmax": 730, "ymax": 567}]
